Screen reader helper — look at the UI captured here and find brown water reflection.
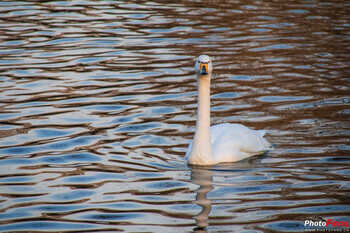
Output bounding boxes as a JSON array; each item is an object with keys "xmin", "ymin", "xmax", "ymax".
[{"xmin": 0, "ymin": 0, "xmax": 350, "ymax": 232}]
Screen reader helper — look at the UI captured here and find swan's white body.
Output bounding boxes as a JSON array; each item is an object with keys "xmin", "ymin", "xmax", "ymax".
[{"xmin": 186, "ymin": 55, "xmax": 271, "ymax": 165}]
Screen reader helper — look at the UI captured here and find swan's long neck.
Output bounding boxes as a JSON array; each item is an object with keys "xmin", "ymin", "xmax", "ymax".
[{"xmin": 188, "ymin": 74, "xmax": 214, "ymax": 165}]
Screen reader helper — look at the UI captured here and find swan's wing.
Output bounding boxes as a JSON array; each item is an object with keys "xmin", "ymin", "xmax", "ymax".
[{"xmin": 210, "ymin": 123, "xmax": 270, "ymax": 162}]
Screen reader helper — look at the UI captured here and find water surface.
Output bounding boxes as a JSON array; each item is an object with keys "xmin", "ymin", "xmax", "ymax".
[{"xmin": 0, "ymin": 0, "xmax": 350, "ymax": 232}]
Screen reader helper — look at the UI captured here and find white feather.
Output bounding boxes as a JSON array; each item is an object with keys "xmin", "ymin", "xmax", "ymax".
[{"xmin": 186, "ymin": 123, "xmax": 271, "ymax": 164}]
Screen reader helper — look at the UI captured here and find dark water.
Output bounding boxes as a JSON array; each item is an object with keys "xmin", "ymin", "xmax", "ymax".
[{"xmin": 0, "ymin": 0, "xmax": 350, "ymax": 232}]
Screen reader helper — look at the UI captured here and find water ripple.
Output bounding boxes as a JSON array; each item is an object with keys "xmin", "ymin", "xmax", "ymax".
[{"xmin": 0, "ymin": 0, "xmax": 349, "ymax": 232}]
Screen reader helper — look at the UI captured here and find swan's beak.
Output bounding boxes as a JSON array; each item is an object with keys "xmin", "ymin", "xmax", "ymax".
[{"xmin": 199, "ymin": 63, "xmax": 208, "ymax": 75}]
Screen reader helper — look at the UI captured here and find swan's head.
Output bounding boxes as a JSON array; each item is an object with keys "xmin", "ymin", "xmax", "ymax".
[{"xmin": 195, "ymin": 55, "xmax": 213, "ymax": 76}]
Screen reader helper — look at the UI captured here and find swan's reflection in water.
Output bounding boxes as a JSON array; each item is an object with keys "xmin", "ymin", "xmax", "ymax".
[
  {"xmin": 191, "ymin": 166, "xmax": 214, "ymax": 232},
  {"xmin": 190, "ymin": 158, "xmax": 264, "ymax": 232}
]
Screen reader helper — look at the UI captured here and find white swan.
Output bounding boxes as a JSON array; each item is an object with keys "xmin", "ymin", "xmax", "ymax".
[{"xmin": 186, "ymin": 55, "xmax": 271, "ymax": 165}]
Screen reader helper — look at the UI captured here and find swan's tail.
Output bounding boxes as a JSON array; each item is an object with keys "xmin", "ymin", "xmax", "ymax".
[
  {"xmin": 258, "ymin": 130, "xmax": 267, "ymax": 137},
  {"xmin": 258, "ymin": 130, "xmax": 272, "ymax": 149}
]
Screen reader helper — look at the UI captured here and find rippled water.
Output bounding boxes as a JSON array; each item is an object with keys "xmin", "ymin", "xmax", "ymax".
[{"xmin": 1, "ymin": 0, "xmax": 350, "ymax": 232}]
